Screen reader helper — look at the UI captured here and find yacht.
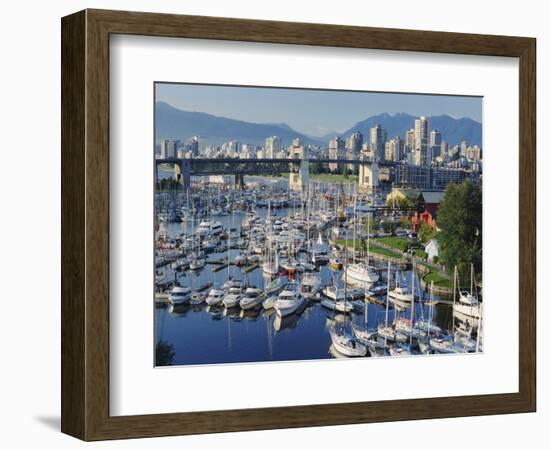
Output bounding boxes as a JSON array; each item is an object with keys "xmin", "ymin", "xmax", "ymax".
[
  {"xmin": 388, "ymin": 286, "xmax": 414, "ymax": 303},
  {"xmin": 168, "ymin": 285, "xmax": 192, "ymax": 306},
  {"xmin": 189, "ymin": 258, "xmax": 205, "ymax": 271},
  {"xmin": 345, "ymin": 262, "xmax": 379, "ymax": 285},
  {"xmin": 222, "ymin": 293, "xmax": 243, "ymax": 309},
  {"xmin": 300, "ymin": 273, "xmax": 322, "ymax": 299},
  {"xmin": 239, "ymin": 287, "xmax": 263, "ymax": 310},
  {"xmin": 274, "ymin": 281, "xmax": 306, "ymax": 317},
  {"xmin": 205, "ymin": 288, "xmax": 225, "ymax": 306}
]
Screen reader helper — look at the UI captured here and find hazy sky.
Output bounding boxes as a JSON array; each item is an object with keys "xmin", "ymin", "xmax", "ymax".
[{"xmin": 156, "ymin": 83, "xmax": 482, "ymax": 137}]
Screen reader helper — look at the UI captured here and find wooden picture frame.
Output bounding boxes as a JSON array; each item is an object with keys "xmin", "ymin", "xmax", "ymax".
[{"xmin": 61, "ymin": 8, "xmax": 536, "ymax": 441}]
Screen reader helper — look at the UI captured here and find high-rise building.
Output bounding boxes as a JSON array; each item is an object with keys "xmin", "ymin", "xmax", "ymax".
[
  {"xmin": 193, "ymin": 136, "xmax": 207, "ymax": 156},
  {"xmin": 460, "ymin": 140, "xmax": 468, "ymax": 156},
  {"xmin": 328, "ymin": 136, "xmax": 345, "ymax": 171},
  {"xmin": 370, "ymin": 125, "xmax": 387, "ymax": 161},
  {"xmin": 160, "ymin": 139, "xmax": 179, "ymax": 159},
  {"xmin": 385, "ymin": 137, "xmax": 404, "ymax": 162},
  {"xmin": 413, "ymin": 116, "xmax": 429, "ymax": 166},
  {"xmin": 429, "ymin": 129, "xmax": 442, "ymax": 162},
  {"xmin": 440, "ymin": 140, "xmax": 448, "ymax": 158},
  {"xmin": 292, "ymin": 137, "xmax": 301, "ymax": 147},
  {"xmin": 265, "ymin": 136, "xmax": 281, "ymax": 159},
  {"xmin": 345, "ymin": 131, "xmax": 363, "ymax": 170}
]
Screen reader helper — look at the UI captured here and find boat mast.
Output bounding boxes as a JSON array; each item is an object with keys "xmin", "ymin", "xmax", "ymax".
[
  {"xmin": 353, "ymin": 182, "xmax": 357, "ymax": 264},
  {"xmin": 452, "ymin": 266, "xmax": 457, "ymax": 338},
  {"xmin": 384, "ymin": 259, "xmax": 391, "ymax": 346},
  {"xmin": 410, "ymin": 258, "xmax": 416, "ymax": 347}
]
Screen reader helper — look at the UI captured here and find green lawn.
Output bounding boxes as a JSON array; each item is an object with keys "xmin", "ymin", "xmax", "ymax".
[
  {"xmin": 310, "ymin": 174, "xmax": 358, "ymax": 183},
  {"xmin": 375, "ymin": 236, "xmax": 411, "ymax": 252},
  {"xmin": 336, "ymin": 239, "xmax": 402, "ymax": 259},
  {"xmin": 422, "ymin": 266, "xmax": 452, "ymax": 288}
]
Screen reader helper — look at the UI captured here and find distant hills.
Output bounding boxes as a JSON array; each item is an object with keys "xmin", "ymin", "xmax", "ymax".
[
  {"xmin": 155, "ymin": 101, "xmax": 323, "ymax": 147},
  {"xmin": 155, "ymin": 102, "xmax": 482, "ymax": 148},
  {"xmin": 322, "ymin": 112, "xmax": 482, "ymax": 147}
]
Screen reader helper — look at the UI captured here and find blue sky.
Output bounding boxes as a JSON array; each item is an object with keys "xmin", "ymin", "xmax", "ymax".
[{"xmin": 156, "ymin": 83, "xmax": 482, "ymax": 137}]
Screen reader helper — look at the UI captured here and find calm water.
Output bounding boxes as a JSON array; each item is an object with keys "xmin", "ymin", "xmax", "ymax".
[{"xmin": 155, "ymin": 205, "xmax": 455, "ymax": 366}]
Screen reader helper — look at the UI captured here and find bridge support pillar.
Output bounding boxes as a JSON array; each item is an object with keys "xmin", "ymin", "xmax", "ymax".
[
  {"xmin": 180, "ymin": 160, "xmax": 191, "ymax": 191},
  {"xmin": 358, "ymin": 161, "xmax": 378, "ymax": 193},
  {"xmin": 235, "ymin": 173, "xmax": 245, "ymax": 189},
  {"xmin": 289, "ymin": 159, "xmax": 309, "ymax": 193}
]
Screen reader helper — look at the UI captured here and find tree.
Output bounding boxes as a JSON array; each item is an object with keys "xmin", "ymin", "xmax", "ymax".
[
  {"xmin": 418, "ymin": 221, "xmax": 437, "ymax": 243},
  {"xmin": 436, "ymin": 180, "xmax": 482, "ymax": 278},
  {"xmin": 387, "ymin": 196, "xmax": 416, "ymax": 210},
  {"xmin": 155, "ymin": 339, "xmax": 176, "ymax": 366}
]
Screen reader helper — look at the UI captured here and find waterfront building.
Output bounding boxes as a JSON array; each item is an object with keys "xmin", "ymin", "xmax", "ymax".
[
  {"xmin": 386, "ymin": 187, "xmax": 420, "ymax": 206},
  {"xmin": 411, "ymin": 191, "xmax": 445, "ymax": 231},
  {"xmin": 393, "ymin": 164, "xmax": 470, "ymax": 190}
]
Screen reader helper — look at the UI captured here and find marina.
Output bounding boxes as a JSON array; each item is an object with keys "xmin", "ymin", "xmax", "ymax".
[{"xmin": 154, "ymin": 177, "xmax": 483, "ymax": 366}]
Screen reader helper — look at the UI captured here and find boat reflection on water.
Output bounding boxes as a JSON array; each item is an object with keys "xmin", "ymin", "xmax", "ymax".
[{"xmin": 274, "ymin": 312, "xmax": 300, "ymax": 332}]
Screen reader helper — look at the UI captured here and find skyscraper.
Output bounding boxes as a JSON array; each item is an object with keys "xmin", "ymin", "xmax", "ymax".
[
  {"xmin": 328, "ymin": 136, "xmax": 345, "ymax": 171},
  {"xmin": 345, "ymin": 131, "xmax": 363, "ymax": 170},
  {"xmin": 429, "ymin": 129, "xmax": 442, "ymax": 161},
  {"xmin": 370, "ymin": 125, "xmax": 387, "ymax": 162},
  {"xmin": 385, "ymin": 137, "xmax": 404, "ymax": 162},
  {"xmin": 413, "ymin": 116, "xmax": 429, "ymax": 166},
  {"xmin": 160, "ymin": 139, "xmax": 179, "ymax": 159},
  {"xmin": 265, "ymin": 136, "xmax": 281, "ymax": 159}
]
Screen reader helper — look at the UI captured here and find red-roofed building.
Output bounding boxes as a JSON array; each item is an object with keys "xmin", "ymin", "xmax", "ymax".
[{"xmin": 411, "ymin": 191, "xmax": 445, "ymax": 231}]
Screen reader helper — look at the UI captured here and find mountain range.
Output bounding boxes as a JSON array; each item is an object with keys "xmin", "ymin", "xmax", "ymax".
[{"xmin": 155, "ymin": 101, "xmax": 482, "ymax": 148}]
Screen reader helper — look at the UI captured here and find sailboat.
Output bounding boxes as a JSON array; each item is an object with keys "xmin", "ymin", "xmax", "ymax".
[
  {"xmin": 262, "ymin": 242, "xmax": 279, "ymax": 275},
  {"xmin": 453, "ymin": 264, "xmax": 482, "ymax": 320},
  {"xmin": 344, "ymin": 212, "xmax": 379, "ymax": 285},
  {"xmin": 329, "ymin": 246, "xmax": 367, "ymax": 357}
]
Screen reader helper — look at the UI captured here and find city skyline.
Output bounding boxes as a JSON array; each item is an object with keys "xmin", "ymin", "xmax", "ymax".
[{"xmin": 156, "ymin": 83, "xmax": 482, "ymax": 138}]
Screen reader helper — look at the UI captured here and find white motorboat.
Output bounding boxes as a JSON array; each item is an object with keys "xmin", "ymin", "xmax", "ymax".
[
  {"xmin": 222, "ymin": 293, "xmax": 242, "ymax": 309},
  {"xmin": 320, "ymin": 298, "xmax": 354, "ymax": 313},
  {"xmin": 300, "ymin": 273, "xmax": 322, "ymax": 299},
  {"xmin": 389, "ymin": 342, "xmax": 412, "ymax": 356},
  {"xmin": 239, "ymin": 287, "xmax": 263, "ymax": 310},
  {"xmin": 388, "ymin": 286, "xmax": 414, "ymax": 303},
  {"xmin": 168, "ymin": 285, "xmax": 192, "ymax": 305},
  {"xmin": 190, "ymin": 291, "xmax": 207, "ymax": 305},
  {"xmin": 345, "ymin": 262, "xmax": 379, "ymax": 285},
  {"xmin": 329, "ymin": 330, "xmax": 367, "ymax": 357},
  {"xmin": 189, "ymin": 258, "xmax": 205, "ymax": 271},
  {"xmin": 233, "ymin": 253, "xmax": 247, "ymax": 266},
  {"xmin": 274, "ymin": 281, "xmax": 306, "ymax": 317},
  {"xmin": 223, "ymin": 278, "xmax": 244, "ymax": 295},
  {"xmin": 205, "ymin": 288, "xmax": 225, "ymax": 306},
  {"xmin": 262, "ymin": 295, "xmax": 278, "ymax": 310},
  {"xmin": 430, "ymin": 337, "xmax": 461, "ymax": 354}
]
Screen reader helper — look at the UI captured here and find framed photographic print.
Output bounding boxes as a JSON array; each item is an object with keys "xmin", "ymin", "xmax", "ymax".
[{"xmin": 61, "ymin": 9, "xmax": 536, "ymax": 441}]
